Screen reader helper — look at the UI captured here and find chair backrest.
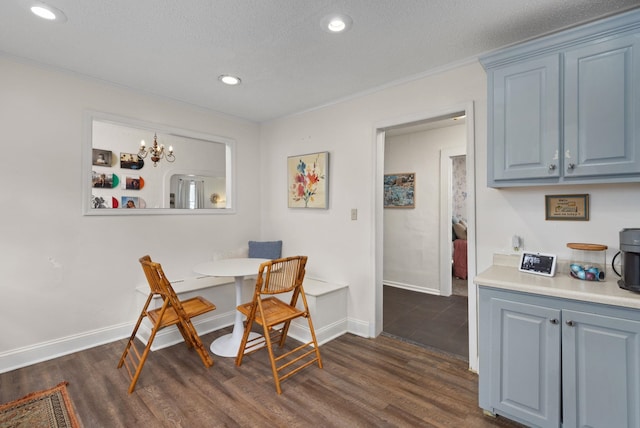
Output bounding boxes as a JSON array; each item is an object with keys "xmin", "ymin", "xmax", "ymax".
[
  {"xmin": 256, "ymin": 256, "xmax": 307, "ymax": 296},
  {"xmin": 138, "ymin": 255, "xmax": 184, "ymax": 310}
]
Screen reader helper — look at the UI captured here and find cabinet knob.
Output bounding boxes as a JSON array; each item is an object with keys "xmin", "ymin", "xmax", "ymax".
[
  {"xmin": 550, "ymin": 318, "xmax": 559, "ymax": 324},
  {"xmin": 567, "ymin": 163, "xmax": 576, "ymax": 171},
  {"xmin": 566, "ymin": 320, "xmax": 575, "ymax": 327},
  {"xmin": 548, "ymin": 164, "xmax": 556, "ymax": 171}
]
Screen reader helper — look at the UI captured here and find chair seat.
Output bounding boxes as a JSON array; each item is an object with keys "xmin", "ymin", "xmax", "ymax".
[
  {"xmin": 238, "ymin": 297, "xmax": 303, "ymax": 326},
  {"xmin": 148, "ymin": 296, "xmax": 215, "ymax": 329}
]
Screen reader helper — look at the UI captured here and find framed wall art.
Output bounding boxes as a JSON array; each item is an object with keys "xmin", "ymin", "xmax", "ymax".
[
  {"xmin": 287, "ymin": 151, "xmax": 329, "ymax": 209},
  {"xmin": 384, "ymin": 173, "xmax": 415, "ymax": 208},
  {"xmin": 92, "ymin": 148, "xmax": 113, "ymax": 167},
  {"xmin": 545, "ymin": 194, "xmax": 589, "ymax": 221}
]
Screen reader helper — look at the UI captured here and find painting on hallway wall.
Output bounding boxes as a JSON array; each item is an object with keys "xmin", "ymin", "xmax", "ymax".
[{"xmin": 384, "ymin": 173, "xmax": 415, "ymax": 208}]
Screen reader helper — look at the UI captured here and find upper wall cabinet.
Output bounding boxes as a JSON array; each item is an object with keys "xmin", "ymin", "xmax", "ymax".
[{"xmin": 481, "ymin": 9, "xmax": 640, "ymax": 188}]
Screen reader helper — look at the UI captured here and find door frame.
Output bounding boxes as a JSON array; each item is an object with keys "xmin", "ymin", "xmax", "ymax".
[
  {"xmin": 373, "ymin": 101, "xmax": 479, "ymax": 371},
  {"xmin": 440, "ymin": 146, "xmax": 467, "ymax": 297}
]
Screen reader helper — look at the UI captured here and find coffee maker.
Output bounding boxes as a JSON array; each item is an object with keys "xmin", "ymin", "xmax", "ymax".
[{"xmin": 613, "ymin": 228, "xmax": 640, "ymax": 293}]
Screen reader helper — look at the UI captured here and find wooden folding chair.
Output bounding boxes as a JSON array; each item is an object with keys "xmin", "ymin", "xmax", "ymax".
[
  {"xmin": 118, "ymin": 255, "xmax": 216, "ymax": 393},
  {"xmin": 235, "ymin": 255, "xmax": 323, "ymax": 394}
]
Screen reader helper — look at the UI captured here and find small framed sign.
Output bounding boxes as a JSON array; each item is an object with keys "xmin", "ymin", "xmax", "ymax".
[
  {"xmin": 519, "ymin": 252, "xmax": 557, "ymax": 277},
  {"xmin": 545, "ymin": 194, "xmax": 589, "ymax": 221}
]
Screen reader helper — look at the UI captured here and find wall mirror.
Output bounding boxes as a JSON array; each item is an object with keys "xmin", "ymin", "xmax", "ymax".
[{"xmin": 83, "ymin": 111, "xmax": 235, "ymax": 215}]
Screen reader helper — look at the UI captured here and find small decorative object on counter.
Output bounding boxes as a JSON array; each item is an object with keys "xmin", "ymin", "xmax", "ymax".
[{"xmin": 567, "ymin": 243, "xmax": 608, "ymax": 281}]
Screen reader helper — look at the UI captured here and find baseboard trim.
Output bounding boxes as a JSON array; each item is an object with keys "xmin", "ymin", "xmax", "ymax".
[
  {"xmin": 0, "ymin": 313, "xmax": 374, "ymax": 373},
  {"xmin": 383, "ymin": 281, "xmax": 441, "ymax": 296},
  {"xmin": 0, "ymin": 322, "xmax": 133, "ymax": 374},
  {"xmin": 288, "ymin": 318, "xmax": 348, "ymax": 345}
]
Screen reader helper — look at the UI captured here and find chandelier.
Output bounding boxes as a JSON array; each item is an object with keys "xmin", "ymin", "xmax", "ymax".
[{"xmin": 138, "ymin": 133, "xmax": 175, "ymax": 167}]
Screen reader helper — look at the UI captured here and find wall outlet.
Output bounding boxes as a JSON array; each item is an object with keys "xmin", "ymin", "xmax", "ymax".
[
  {"xmin": 511, "ymin": 235, "xmax": 521, "ymax": 252},
  {"xmin": 351, "ymin": 208, "xmax": 358, "ymax": 220}
]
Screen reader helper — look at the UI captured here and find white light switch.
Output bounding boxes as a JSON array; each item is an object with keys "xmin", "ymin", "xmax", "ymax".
[{"xmin": 351, "ymin": 209, "xmax": 357, "ymax": 220}]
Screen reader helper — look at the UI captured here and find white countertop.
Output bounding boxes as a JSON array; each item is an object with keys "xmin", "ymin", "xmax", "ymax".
[{"xmin": 474, "ymin": 254, "xmax": 640, "ymax": 310}]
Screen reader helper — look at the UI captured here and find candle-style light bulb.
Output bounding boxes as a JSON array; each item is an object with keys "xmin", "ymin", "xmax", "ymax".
[
  {"xmin": 169, "ymin": 145, "xmax": 173, "ymax": 153},
  {"xmin": 140, "ymin": 140, "xmax": 145, "ymax": 148}
]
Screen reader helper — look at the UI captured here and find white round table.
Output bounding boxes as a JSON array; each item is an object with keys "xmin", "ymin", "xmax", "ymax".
[{"xmin": 193, "ymin": 258, "xmax": 270, "ymax": 357}]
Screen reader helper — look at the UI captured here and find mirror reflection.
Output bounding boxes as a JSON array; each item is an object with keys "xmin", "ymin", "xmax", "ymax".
[
  {"xmin": 170, "ymin": 174, "xmax": 226, "ymax": 209},
  {"xmin": 86, "ymin": 113, "xmax": 233, "ymax": 214}
]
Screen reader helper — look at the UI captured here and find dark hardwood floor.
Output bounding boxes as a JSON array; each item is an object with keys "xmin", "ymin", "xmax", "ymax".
[
  {"xmin": 0, "ymin": 327, "xmax": 523, "ymax": 427},
  {"xmin": 383, "ymin": 284, "xmax": 469, "ymax": 360}
]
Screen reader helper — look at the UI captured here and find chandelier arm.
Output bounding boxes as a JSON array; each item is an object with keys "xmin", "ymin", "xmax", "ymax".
[{"xmin": 136, "ymin": 133, "xmax": 175, "ymax": 165}]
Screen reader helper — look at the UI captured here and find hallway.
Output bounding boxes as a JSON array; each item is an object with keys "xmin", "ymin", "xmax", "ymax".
[{"xmin": 383, "ymin": 284, "xmax": 468, "ymax": 360}]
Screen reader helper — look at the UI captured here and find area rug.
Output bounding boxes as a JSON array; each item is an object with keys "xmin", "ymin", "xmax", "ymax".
[{"xmin": 0, "ymin": 381, "xmax": 81, "ymax": 428}]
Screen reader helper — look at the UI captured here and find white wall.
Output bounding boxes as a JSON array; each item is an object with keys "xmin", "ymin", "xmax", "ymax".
[
  {"xmin": 259, "ymin": 62, "xmax": 487, "ymax": 336},
  {"xmin": 260, "ymin": 58, "xmax": 640, "ymax": 341},
  {"xmin": 0, "ymin": 56, "xmax": 261, "ymax": 368},
  {"xmin": 383, "ymin": 125, "xmax": 466, "ymax": 294},
  {"xmin": 4, "ymin": 51, "xmax": 640, "ymax": 371}
]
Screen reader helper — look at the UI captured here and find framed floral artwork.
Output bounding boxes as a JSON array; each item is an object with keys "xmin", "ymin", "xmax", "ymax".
[{"xmin": 287, "ymin": 151, "xmax": 329, "ymax": 209}]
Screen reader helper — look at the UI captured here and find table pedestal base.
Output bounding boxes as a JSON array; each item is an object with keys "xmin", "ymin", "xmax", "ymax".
[{"xmin": 210, "ymin": 331, "xmax": 263, "ymax": 357}]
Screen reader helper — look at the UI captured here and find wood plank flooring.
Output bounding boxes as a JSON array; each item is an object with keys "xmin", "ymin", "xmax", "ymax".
[{"xmin": 0, "ymin": 327, "xmax": 523, "ymax": 427}]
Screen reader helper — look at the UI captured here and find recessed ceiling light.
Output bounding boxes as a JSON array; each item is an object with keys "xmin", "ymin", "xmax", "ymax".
[
  {"xmin": 218, "ymin": 75, "xmax": 241, "ymax": 86},
  {"xmin": 321, "ymin": 14, "xmax": 353, "ymax": 34},
  {"xmin": 31, "ymin": 6, "xmax": 55, "ymax": 19},
  {"xmin": 22, "ymin": 1, "xmax": 67, "ymax": 22}
]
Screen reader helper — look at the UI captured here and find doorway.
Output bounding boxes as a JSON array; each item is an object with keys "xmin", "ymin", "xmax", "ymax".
[
  {"xmin": 381, "ymin": 118, "xmax": 468, "ymax": 359},
  {"xmin": 374, "ymin": 102, "xmax": 478, "ymax": 370}
]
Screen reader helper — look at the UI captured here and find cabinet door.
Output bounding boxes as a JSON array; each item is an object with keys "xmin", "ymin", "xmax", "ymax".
[
  {"xmin": 490, "ymin": 55, "xmax": 560, "ymax": 183},
  {"xmin": 564, "ymin": 34, "xmax": 640, "ymax": 178},
  {"xmin": 562, "ymin": 310, "xmax": 640, "ymax": 428},
  {"xmin": 489, "ymin": 298, "xmax": 561, "ymax": 427}
]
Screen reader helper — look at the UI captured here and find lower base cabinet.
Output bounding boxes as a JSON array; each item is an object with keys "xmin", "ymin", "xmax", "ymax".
[{"xmin": 479, "ymin": 287, "xmax": 640, "ymax": 428}]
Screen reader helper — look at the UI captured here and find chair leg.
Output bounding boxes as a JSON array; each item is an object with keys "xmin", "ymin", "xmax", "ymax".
[
  {"xmin": 118, "ymin": 297, "xmax": 169, "ymax": 394},
  {"xmin": 118, "ymin": 295, "xmax": 152, "ymax": 370},
  {"xmin": 178, "ymin": 319, "xmax": 214, "ymax": 367},
  {"xmin": 175, "ymin": 320, "xmax": 195, "ymax": 349},
  {"xmin": 124, "ymin": 316, "xmax": 164, "ymax": 394},
  {"xmin": 306, "ymin": 315, "xmax": 323, "ymax": 369},
  {"xmin": 278, "ymin": 320, "xmax": 292, "ymax": 347},
  {"xmin": 235, "ymin": 310, "xmax": 256, "ymax": 366},
  {"xmin": 261, "ymin": 321, "xmax": 283, "ymax": 394}
]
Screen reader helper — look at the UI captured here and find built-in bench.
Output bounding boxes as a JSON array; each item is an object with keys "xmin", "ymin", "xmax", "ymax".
[
  {"xmin": 135, "ymin": 275, "xmax": 348, "ymax": 349},
  {"xmin": 289, "ymin": 277, "xmax": 349, "ymax": 345}
]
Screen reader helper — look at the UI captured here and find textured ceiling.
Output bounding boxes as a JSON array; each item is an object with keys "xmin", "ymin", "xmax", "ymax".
[{"xmin": 1, "ymin": 0, "xmax": 638, "ymax": 122}]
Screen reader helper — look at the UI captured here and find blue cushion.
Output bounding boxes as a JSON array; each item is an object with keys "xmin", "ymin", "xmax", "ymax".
[{"xmin": 248, "ymin": 240, "xmax": 282, "ymax": 259}]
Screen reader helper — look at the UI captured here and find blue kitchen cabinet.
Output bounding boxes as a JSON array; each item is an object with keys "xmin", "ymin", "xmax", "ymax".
[
  {"xmin": 562, "ymin": 309, "xmax": 640, "ymax": 428},
  {"xmin": 479, "ymin": 286, "xmax": 640, "ymax": 428},
  {"xmin": 481, "ymin": 9, "xmax": 640, "ymax": 187},
  {"xmin": 563, "ymin": 34, "xmax": 640, "ymax": 180},
  {"xmin": 481, "ymin": 294, "xmax": 561, "ymax": 427},
  {"xmin": 489, "ymin": 55, "xmax": 560, "ymax": 183}
]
